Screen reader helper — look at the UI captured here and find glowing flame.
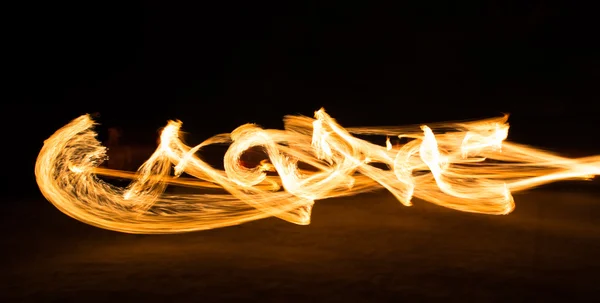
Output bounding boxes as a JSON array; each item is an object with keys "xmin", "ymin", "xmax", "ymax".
[{"xmin": 35, "ymin": 108, "xmax": 600, "ymax": 234}]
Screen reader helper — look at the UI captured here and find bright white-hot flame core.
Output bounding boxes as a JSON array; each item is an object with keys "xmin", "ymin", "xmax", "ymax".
[{"xmin": 35, "ymin": 108, "xmax": 600, "ymax": 234}]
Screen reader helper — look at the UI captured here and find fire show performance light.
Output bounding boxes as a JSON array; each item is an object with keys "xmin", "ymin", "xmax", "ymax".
[{"xmin": 35, "ymin": 109, "xmax": 600, "ymax": 234}]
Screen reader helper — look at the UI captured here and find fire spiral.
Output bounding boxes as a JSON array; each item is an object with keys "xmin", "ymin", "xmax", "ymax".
[{"xmin": 35, "ymin": 109, "xmax": 600, "ymax": 234}]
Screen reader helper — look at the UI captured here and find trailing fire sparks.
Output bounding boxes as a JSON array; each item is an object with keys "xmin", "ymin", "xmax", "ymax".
[{"xmin": 35, "ymin": 108, "xmax": 600, "ymax": 234}]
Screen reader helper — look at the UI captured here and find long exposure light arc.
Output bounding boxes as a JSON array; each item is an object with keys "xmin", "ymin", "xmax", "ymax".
[{"xmin": 35, "ymin": 108, "xmax": 600, "ymax": 234}]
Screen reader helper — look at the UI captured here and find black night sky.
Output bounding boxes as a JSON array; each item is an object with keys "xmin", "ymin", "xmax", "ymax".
[
  {"xmin": 7, "ymin": 1, "xmax": 600, "ymax": 195},
  {"xmin": 7, "ymin": 5, "xmax": 598, "ymax": 123},
  {"xmin": 3, "ymin": 2, "xmax": 599, "ymax": 193}
]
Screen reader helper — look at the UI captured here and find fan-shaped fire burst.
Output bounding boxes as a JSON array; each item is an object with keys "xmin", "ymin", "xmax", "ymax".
[{"xmin": 35, "ymin": 109, "xmax": 600, "ymax": 234}]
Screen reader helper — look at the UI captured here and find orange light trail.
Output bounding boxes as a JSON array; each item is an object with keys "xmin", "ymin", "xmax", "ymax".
[{"xmin": 35, "ymin": 109, "xmax": 600, "ymax": 234}]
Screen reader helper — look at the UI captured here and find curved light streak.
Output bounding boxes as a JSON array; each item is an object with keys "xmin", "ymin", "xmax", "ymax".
[{"xmin": 35, "ymin": 108, "xmax": 600, "ymax": 234}]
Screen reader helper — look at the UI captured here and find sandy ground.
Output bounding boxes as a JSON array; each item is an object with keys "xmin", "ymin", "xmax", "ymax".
[{"xmin": 2, "ymin": 190, "xmax": 600, "ymax": 302}]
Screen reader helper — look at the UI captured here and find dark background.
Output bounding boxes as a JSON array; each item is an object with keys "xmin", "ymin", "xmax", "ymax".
[
  {"xmin": 4, "ymin": 2, "xmax": 600, "ymax": 301},
  {"xmin": 7, "ymin": 1, "xmax": 600, "ymax": 194}
]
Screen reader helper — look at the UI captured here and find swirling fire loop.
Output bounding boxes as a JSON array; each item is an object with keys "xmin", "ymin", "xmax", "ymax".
[{"xmin": 35, "ymin": 109, "xmax": 600, "ymax": 234}]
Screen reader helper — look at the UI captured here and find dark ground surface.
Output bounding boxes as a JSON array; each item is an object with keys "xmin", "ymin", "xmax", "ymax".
[{"xmin": 2, "ymin": 189, "xmax": 600, "ymax": 302}]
